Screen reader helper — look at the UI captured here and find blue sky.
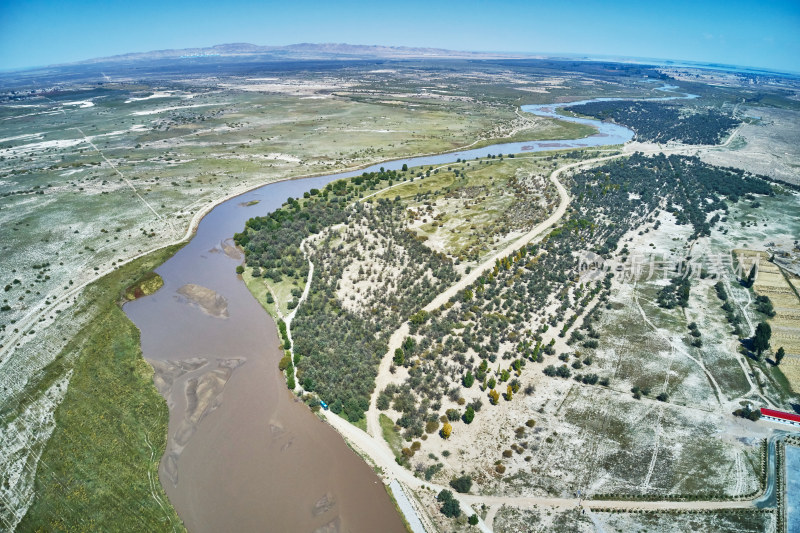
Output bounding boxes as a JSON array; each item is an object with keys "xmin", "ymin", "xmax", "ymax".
[{"xmin": 1, "ymin": 0, "xmax": 798, "ymax": 72}]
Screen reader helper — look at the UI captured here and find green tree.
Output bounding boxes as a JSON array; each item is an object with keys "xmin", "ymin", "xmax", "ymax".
[
  {"xmin": 753, "ymin": 321, "xmax": 772, "ymax": 357},
  {"xmin": 402, "ymin": 163, "xmax": 408, "ymax": 172},
  {"xmin": 468, "ymin": 514, "xmax": 479, "ymax": 526},
  {"xmin": 440, "ymin": 498, "xmax": 461, "ymax": 518},
  {"xmin": 462, "ymin": 405, "xmax": 475, "ymax": 424},
  {"xmin": 393, "ymin": 348, "xmax": 405, "ymax": 366},
  {"xmin": 463, "ymin": 370, "xmax": 475, "ymax": 388},
  {"xmin": 450, "ymin": 475, "xmax": 472, "ymax": 493},
  {"xmin": 776, "ymin": 346, "xmax": 786, "ymax": 365}
]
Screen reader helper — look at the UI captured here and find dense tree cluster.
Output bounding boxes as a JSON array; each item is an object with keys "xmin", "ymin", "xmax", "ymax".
[
  {"xmin": 236, "ymin": 170, "xmax": 458, "ymax": 422},
  {"xmin": 234, "ymin": 171, "xmax": 407, "ymax": 282},
  {"xmin": 290, "ymin": 197, "xmax": 457, "ymax": 422},
  {"xmin": 569, "ymin": 100, "xmax": 740, "ymax": 145}
]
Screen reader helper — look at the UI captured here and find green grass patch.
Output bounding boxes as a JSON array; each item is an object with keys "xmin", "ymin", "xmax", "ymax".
[
  {"xmin": 17, "ymin": 245, "xmax": 185, "ymax": 532},
  {"xmin": 242, "ymin": 269, "xmax": 302, "ymax": 319},
  {"xmin": 380, "ymin": 413, "xmax": 403, "ymax": 457},
  {"xmin": 351, "ymin": 416, "xmax": 368, "ymax": 432}
]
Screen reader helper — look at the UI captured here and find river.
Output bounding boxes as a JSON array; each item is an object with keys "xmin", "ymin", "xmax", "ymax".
[{"xmin": 122, "ymin": 87, "xmax": 688, "ymax": 532}]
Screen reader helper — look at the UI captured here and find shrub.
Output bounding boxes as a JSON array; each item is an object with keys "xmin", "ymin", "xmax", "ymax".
[
  {"xmin": 393, "ymin": 348, "xmax": 404, "ymax": 365},
  {"xmin": 440, "ymin": 422, "xmax": 453, "ymax": 439},
  {"xmin": 440, "ymin": 498, "xmax": 461, "ymax": 518},
  {"xmin": 463, "ymin": 370, "xmax": 475, "ymax": 388},
  {"xmin": 488, "ymin": 389, "xmax": 500, "ymax": 405},
  {"xmin": 462, "ymin": 405, "xmax": 475, "ymax": 424},
  {"xmin": 376, "ymin": 391, "xmax": 391, "ymax": 410},
  {"xmin": 495, "ymin": 464, "xmax": 506, "ymax": 474},
  {"xmin": 446, "ymin": 408, "xmax": 460, "ymax": 421},
  {"xmin": 449, "ymin": 475, "xmax": 472, "ymax": 493}
]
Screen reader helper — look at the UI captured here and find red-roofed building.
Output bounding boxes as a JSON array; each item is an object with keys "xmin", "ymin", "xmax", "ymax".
[{"xmin": 760, "ymin": 407, "xmax": 800, "ymax": 427}]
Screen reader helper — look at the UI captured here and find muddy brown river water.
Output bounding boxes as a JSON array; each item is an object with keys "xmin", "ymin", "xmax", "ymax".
[{"xmin": 124, "ymin": 175, "xmax": 408, "ymax": 533}]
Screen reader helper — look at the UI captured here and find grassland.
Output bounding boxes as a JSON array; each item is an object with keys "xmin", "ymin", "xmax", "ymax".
[
  {"xmin": 10, "ymin": 244, "xmax": 184, "ymax": 532},
  {"xmin": 380, "ymin": 413, "xmax": 403, "ymax": 458}
]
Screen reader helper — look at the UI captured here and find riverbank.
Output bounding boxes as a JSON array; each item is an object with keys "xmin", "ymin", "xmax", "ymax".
[{"xmin": 13, "ymin": 244, "xmax": 186, "ymax": 532}]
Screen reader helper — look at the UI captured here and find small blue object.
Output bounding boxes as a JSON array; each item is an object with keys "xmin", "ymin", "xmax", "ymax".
[{"xmin": 320, "ymin": 400, "xmax": 329, "ymax": 410}]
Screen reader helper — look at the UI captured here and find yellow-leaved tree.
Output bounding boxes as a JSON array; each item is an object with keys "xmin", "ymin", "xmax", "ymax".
[
  {"xmin": 489, "ymin": 389, "xmax": 500, "ymax": 405},
  {"xmin": 440, "ymin": 422, "xmax": 453, "ymax": 439}
]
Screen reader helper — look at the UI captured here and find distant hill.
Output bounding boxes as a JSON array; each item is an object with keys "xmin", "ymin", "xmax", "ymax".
[{"xmin": 71, "ymin": 42, "xmax": 532, "ymax": 65}]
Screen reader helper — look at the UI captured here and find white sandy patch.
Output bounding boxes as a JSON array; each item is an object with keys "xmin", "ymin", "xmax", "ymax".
[
  {"xmin": 124, "ymin": 91, "xmax": 177, "ymax": 103},
  {"xmin": 60, "ymin": 168, "xmax": 84, "ymax": 177},
  {"xmin": 61, "ymin": 100, "xmax": 94, "ymax": 108},
  {"xmin": 0, "ymin": 132, "xmax": 45, "ymax": 144},
  {"xmin": 130, "ymin": 102, "xmax": 227, "ymax": 116},
  {"xmin": 1, "ymin": 110, "xmax": 61, "ymax": 121},
  {"xmin": 0, "ymin": 138, "xmax": 85, "ymax": 157}
]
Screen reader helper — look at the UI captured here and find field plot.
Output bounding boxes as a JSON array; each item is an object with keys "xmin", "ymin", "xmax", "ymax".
[{"xmin": 736, "ymin": 249, "xmax": 800, "ymax": 391}]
